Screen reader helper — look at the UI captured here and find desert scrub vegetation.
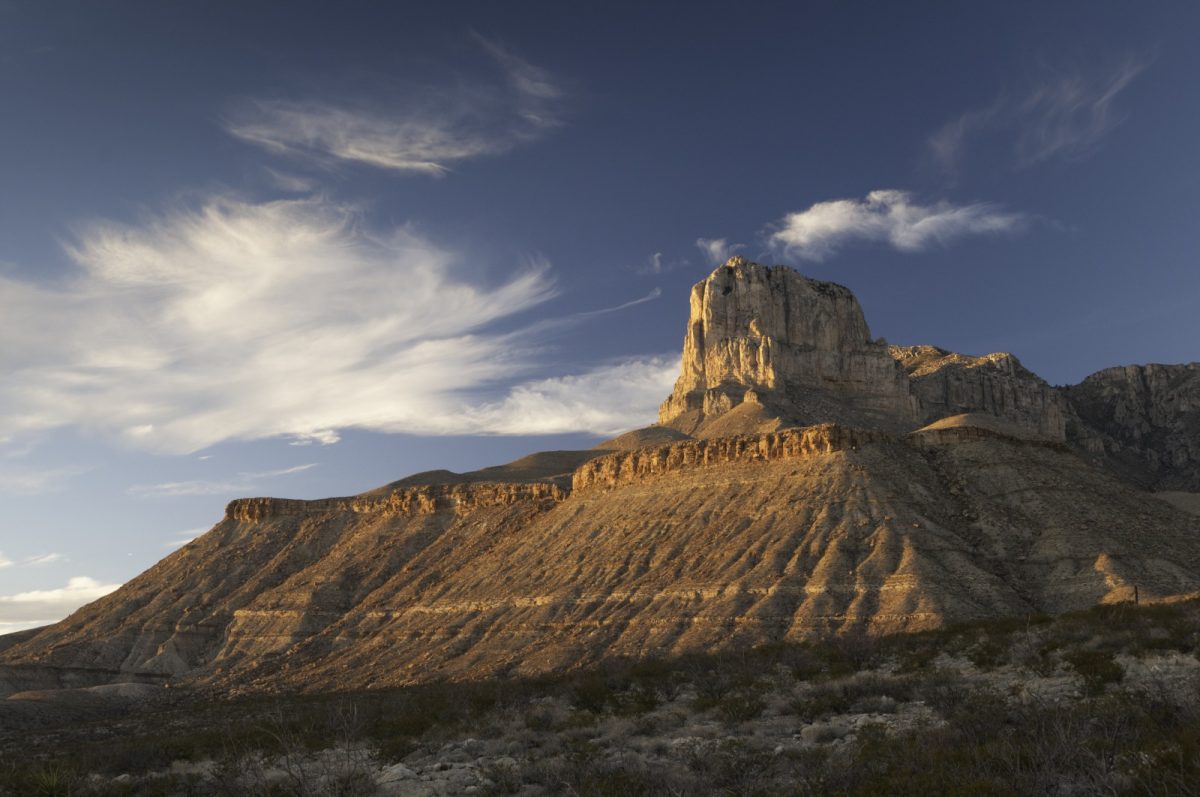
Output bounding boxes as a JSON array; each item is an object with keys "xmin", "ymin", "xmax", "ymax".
[{"xmin": 2, "ymin": 598, "xmax": 1200, "ymax": 795}]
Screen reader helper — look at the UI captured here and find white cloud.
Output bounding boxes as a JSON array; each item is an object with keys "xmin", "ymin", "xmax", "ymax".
[
  {"xmin": 0, "ymin": 466, "xmax": 88, "ymax": 495},
  {"xmin": 0, "ymin": 552, "xmax": 64, "ymax": 569},
  {"xmin": 130, "ymin": 463, "xmax": 316, "ymax": 498},
  {"xmin": 163, "ymin": 528, "xmax": 208, "ymax": 549},
  {"xmin": 695, "ymin": 238, "xmax": 745, "ymax": 265},
  {"xmin": 0, "ymin": 576, "xmax": 122, "ymax": 629},
  {"xmin": 930, "ymin": 58, "xmax": 1148, "ymax": 175},
  {"xmin": 461, "ymin": 356, "xmax": 679, "ymax": 437},
  {"xmin": 635, "ymin": 252, "xmax": 690, "ymax": 276},
  {"xmin": 0, "ymin": 195, "xmax": 565, "ymax": 454},
  {"xmin": 768, "ymin": 190, "xmax": 1025, "ymax": 261},
  {"xmin": 24, "ymin": 553, "xmax": 64, "ymax": 566},
  {"xmin": 227, "ymin": 37, "xmax": 562, "ymax": 175}
]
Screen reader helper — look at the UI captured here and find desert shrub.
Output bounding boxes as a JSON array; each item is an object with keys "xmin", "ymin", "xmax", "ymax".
[
  {"xmin": 790, "ymin": 673, "xmax": 916, "ymax": 722},
  {"xmin": 569, "ymin": 674, "xmax": 613, "ymax": 714},
  {"xmin": 1064, "ymin": 649, "xmax": 1124, "ymax": 696},
  {"xmin": 715, "ymin": 688, "xmax": 766, "ymax": 723},
  {"xmin": 523, "ymin": 705, "xmax": 558, "ymax": 731}
]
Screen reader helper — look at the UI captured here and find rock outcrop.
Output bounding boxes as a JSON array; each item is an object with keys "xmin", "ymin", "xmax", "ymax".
[
  {"xmin": 658, "ymin": 258, "xmax": 917, "ymax": 436},
  {"xmin": 1065, "ymin": 363, "xmax": 1200, "ymax": 491},
  {"xmin": 893, "ymin": 345, "xmax": 1069, "ymax": 441}
]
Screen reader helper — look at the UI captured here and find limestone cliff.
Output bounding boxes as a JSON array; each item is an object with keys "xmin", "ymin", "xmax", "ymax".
[
  {"xmin": 893, "ymin": 345, "xmax": 1069, "ymax": 441},
  {"xmin": 1064, "ymin": 363, "xmax": 1200, "ymax": 491},
  {"xmin": 658, "ymin": 258, "xmax": 917, "ymax": 436}
]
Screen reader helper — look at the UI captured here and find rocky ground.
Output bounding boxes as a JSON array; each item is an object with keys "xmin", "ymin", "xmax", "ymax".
[{"xmin": 4, "ymin": 598, "xmax": 1199, "ymax": 796}]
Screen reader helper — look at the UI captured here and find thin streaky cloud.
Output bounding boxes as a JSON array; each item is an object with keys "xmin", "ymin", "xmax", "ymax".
[
  {"xmin": 226, "ymin": 36, "xmax": 563, "ymax": 176},
  {"xmin": 768, "ymin": 190, "xmax": 1026, "ymax": 262},
  {"xmin": 130, "ymin": 463, "xmax": 317, "ymax": 498},
  {"xmin": 929, "ymin": 57, "xmax": 1149, "ymax": 176},
  {"xmin": 24, "ymin": 553, "xmax": 64, "ymax": 566},
  {"xmin": 0, "ymin": 552, "xmax": 12, "ymax": 569}
]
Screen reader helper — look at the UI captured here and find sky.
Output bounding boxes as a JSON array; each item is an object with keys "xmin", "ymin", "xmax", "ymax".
[{"xmin": 2, "ymin": 1, "xmax": 1198, "ymax": 632}]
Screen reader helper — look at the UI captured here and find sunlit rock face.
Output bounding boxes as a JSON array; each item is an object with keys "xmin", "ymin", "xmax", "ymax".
[
  {"xmin": 658, "ymin": 257, "xmax": 917, "ymax": 436},
  {"xmin": 1065, "ymin": 363, "xmax": 1200, "ymax": 490}
]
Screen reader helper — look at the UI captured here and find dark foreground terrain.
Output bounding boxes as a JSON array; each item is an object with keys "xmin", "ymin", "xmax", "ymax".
[{"xmin": 3, "ymin": 598, "xmax": 1199, "ymax": 796}]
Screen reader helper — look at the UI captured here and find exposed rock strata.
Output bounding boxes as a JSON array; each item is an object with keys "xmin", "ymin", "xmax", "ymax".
[
  {"xmin": 4, "ymin": 423, "xmax": 1198, "ymax": 695},
  {"xmin": 1064, "ymin": 363, "xmax": 1200, "ymax": 490},
  {"xmin": 227, "ymin": 483, "xmax": 565, "ymax": 522},
  {"xmin": 658, "ymin": 258, "xmax": 916, "ymax": 435},
  {"xmin": 573, "ymin": 424, "xmax": 886, "ymax": 492}
]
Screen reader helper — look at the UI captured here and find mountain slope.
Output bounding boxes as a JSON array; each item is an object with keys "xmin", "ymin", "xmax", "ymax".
[{"xmin": 4, "ymin": 423, "xmax": 1198, "ymax": 695}]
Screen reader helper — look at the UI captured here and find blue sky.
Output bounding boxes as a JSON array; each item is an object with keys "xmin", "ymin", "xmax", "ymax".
[{"xmin": 2, "ymin": 1, "xmax": 1198, "ymax": 631}]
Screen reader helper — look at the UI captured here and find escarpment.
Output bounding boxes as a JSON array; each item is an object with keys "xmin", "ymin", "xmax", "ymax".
[
  {"xmin": 573, "ymin": 424, "xmax": 888, "ymax": 492},
  {"xmin": 226, "ymin": 482, "xmax": 566, "ymax": 521},
  {"xmin": 3, "ymin": 256, "xmax": 1198, "ymax": 696}
]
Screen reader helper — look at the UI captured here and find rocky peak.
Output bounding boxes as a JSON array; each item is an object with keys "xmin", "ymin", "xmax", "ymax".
[{"xmin": 658, "ymin": 258, "xmax": 917, "ymax": 436}]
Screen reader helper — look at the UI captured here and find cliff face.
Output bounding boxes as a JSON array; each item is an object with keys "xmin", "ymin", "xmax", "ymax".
[
  {"xmin": 658, "ymin": 258, "xmax": 916, "ymax": 435},
  {"xmin": 893, "ymin": 345, "xmax": 1069, "ymax": 441},
  {"xmin": 1064, "ymin": 364, "xmax": 1200, "ymax": 490}
]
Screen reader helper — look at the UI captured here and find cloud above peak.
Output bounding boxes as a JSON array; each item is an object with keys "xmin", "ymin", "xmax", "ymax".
[
  {"xmin": 768, "ymin": 190, "xmax": 1026, "ymax": 261},
  {"xmin": 226, "ymin": 37, "xmax": 563, "ymax": 175}
]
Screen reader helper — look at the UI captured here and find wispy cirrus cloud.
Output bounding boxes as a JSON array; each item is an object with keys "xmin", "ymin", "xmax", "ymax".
[
  {"xmin": 227, "ymin": 36, "xmax": 563, "ymax": 176},
  {"xmin": 0, "ymin": 193, "xmax": 674, "ymax": 455},
  {"xmin": 0, "ymin": 552, "xmax": 65, "ymax": 569},
  {"xmin": 129, "ymin": 463, "xmax": 317, "ymax": 498},
  {"xmin": 768, "ymin": 190, "xmax": 1026, "ymax": 261},
  {"xmin": 930, "ymin": 57, "xmax": 1149, "ymax": 177},
  {"xmin": 0, "ymin": 465, "xmax": 89, "ymax": 496},
  {"xmin": 23, "ymin": 553, "xmax": 64, "ymax": 566}
]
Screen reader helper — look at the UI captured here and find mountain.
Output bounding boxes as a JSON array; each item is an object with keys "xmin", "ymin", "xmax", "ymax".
[{"xmin": 2, "ymin": 257, "xmax": 1198, "ymax": 698}]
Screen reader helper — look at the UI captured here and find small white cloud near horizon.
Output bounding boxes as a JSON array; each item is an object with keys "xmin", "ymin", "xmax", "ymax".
[
  {"xmin": 460, "ymin": 356, "xmax": 679, "ymax": 437},
  {"xmin": 24, "ymin": 553, "xmax": 65, "ymax": 566},
  {"xmin": 930, "ymin": 57, "xmax": 1149, "ymax": 176},
  {"xmin": 131, "ymin": 463, "xmax": 317, "ymax": 498},
  {"xmin": 0, "ymin": 575, "xmax": 122, "ymax": 631},
  {"xmin": 768, "ymin": 189, "xmax": 1026, "ymax": 261},
  {"xmin": 164, "ymin": 527, "xmax": 209, "ymax": 549},
  {"xmin": 227, "ymin": 36, "xmax": 563, "ymax": 176},
  {"xmin": 695, "ymin": 238, "xmax": 745, "ymax": 265},
  {"xmin": 0, "ymin": 552, "xmax": 12, "ymax": 569}
]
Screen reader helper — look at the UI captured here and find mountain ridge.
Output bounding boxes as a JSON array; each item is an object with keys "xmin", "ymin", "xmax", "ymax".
[{"xmin": 3, "ymin": 257, "xmax": 1199, "ymax": 699}]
